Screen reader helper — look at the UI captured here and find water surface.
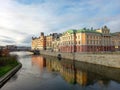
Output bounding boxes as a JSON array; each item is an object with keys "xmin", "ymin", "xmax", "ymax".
[{"xmin": 1, "ymin": 52, "xmax": 120, "ymax": 90}]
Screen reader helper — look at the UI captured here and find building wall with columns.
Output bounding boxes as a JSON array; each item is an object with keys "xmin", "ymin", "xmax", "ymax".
[
  {"xmin": 96, "ymin": 26, "xmax": 112, "ymax": 51},
  {"xmin": 111, "ymin": 32, "xmax": 120, "ymax": 51},
  {"xmin": 59, "ymin": 26, "xmax": 119, "ymax": 52},
  {"xmin": 59, "ymin": 30, "xmax": 76, "ymax": 52}
]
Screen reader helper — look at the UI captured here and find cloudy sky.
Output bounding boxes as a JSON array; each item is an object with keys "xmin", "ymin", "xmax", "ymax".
[{"xmin": 0, "ymin": 0, "xmax": 120, "ymax": 46}]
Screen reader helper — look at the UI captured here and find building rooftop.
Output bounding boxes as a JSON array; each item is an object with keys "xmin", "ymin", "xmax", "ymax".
[
  {"xmin": 77, "ymin": 29, "xmax": 101, "ymax": 34},
  {"xmin": 64, "ymin": 29, "xmax": 77, "ymax": 34},
  {"xmin": 63, "ymin": 28, "xmax": 101, "ymax": 35}
]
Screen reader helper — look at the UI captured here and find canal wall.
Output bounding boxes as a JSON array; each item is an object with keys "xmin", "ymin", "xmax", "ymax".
[
  {"xmin": 40, "ymin": 50, "xmax": 120, "ymax": 68},
  {"xmin": 0, "ymin": 63, "xmax": 22, "ymax": 88}
]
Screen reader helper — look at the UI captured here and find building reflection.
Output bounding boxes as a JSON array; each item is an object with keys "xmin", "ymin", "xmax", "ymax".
[
  {"xmin": 31, "ymin": 55, "xmax": 119, "ymax": 87},
  {"xmin": 45, "ymin": 57, "xmax": 87, "ymax": 86},
  {"xmin": 32, "ymin": 56, "xmax": 46, "ymax": 69}
]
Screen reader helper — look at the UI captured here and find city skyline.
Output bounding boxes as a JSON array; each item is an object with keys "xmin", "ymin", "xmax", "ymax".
[{"xmin": 0, "ymin": 0, "xmax": 120, "ymax": 46}]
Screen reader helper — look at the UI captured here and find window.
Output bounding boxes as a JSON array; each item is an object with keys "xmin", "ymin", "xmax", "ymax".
[
  {"xmin": 76, "ymin": 36, "xmax": 77, "ymax": 38},
  {"xmin": 90, "ymin": 40, "xmax": 92, "ymax": 44},
  {"xmin": 90, "ymin": 36, "xmax": 92, "ymax": 39},
  {"xmin": 86, "ymin": 35, "xmax": 88, "ymax": 38},
  {"xmin": 87, "ymin": 40, "xmax": 89, "ymax": 44},
  {"xmin": 92, "ymin": 41, "xmax": 94, "ymax": 44},
  {"xmin": 75, "ymin": 41, "xmax": 77, "ymax": 44}
]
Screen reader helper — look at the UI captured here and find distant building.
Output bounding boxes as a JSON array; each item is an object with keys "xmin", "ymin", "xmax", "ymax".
[
  {"xmin": 0, "ymin": 46, "xmax": 5, "ymax": 50},
  {"xmin": 0, "ymin": 46, "xmax": 9, "ymax": 56},
  {"xmin": 17, "ymin": 46, "xmax": 31, "ymax": 51},
  {"xmin": 6, "ymin": 45, "xmax": 17, "ymax": 51}
]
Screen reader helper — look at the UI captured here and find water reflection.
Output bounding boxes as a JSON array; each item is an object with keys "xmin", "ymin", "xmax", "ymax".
[
  {"xmin": 32, "ymin": 56, "xmax": 46, "ymax": 69},
  {"xmin": 43, "ymin": 55, "xmax": 120, "ymax": 87},
  {"xmin": 1, "ymin": 52, "xmax": 120, "ymax": 90},
  {"xmin": 45, "ymin": 57, "xmax": 88, "ymax": 86},
  {"xmin": 8, "ymin": 73, "xmax": 19, "ymax": 82}
]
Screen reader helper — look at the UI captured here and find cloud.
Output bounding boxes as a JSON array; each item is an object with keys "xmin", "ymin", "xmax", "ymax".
[
  {"xmin": 0, "ymin": 0, "xmax": 120, "ymax": 46},
  {"xmin": 21, "ymin": 35, "xmax": 32, "ymax": 45},
  {"xmin": 1, "ymin": 39, "xmax": 15, "ymax": 44},
  {"xmin": 0, "ymin": 35, "xmax": 16, "ymax": 45}
]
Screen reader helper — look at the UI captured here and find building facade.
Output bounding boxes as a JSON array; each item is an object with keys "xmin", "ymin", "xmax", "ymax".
[
  {"xmin": 52, "ymin": 39, "xmax": 60, "ymax": 52},
  {"xmin": 96, "ymin": 26, "xmax": 112, "ymax": 51},
  {"xmin": 32, "ymin": 32, "xmax": 46, "ymax": 50},
  {"xmin": 46, "ymin": 33, "xmax": 61, "ymax": 50},
  {"xmin": 59, "ymin": 26, "xmax": 120, "ymax": 52},
  {"xmin": 111, "ymin": 32, "xmax": 120, "ymax": 51},
  {"xmin": 32, "ymin": 32, "xmax": 61, "ymax": 51},
  {"xmin": 31, "ymin": 26, "xmax": 120, "ymax": 52},
  {"xmin": 46, "ymin": 34, "xmax": 53, "ymax": 50},
  {"xmin": 76, "ymin": 29, "xmax": 102, "ymax": 52},
  {"xmin": 59, "ymin": 30, "xmax": 76, "ymax": 52}
]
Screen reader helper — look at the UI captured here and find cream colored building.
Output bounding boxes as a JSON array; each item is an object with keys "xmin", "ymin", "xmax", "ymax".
[
  {"xmin": 46, "ymin": 33, "xmax": 61, "ymax": 50},
  {"xmin": 59, "ymin": 30, "xmax": 76, "ymax": 52},
  {"xmin": 31, "ymin": 32, "xmax": 46, "ymax": 50},
  {"xmin": 59, "ymin": 26, "xmax": 119, "ymax": 52},
  {"xmin": 52, "ymin": 39, "xmax": 60, "ymax": 52}
]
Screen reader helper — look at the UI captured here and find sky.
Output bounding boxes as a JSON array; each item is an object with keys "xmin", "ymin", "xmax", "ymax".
[{"xmin": 0, "ymin": 0, "xmax": 120, "ymax": 46}]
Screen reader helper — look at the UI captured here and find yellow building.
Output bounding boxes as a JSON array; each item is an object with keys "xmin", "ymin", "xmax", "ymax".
[
  {"xmin": 31, "ymin": 32, "xmax": 46, "ymax": 50},
  {"xmin": 31, "ymin": 37, "xmax": 38, "ymax": 50},
  {"xmin": 46, "ymin": 35, "xmax": 53, "ymax": 50},
  {"xmin": 76, "ymin": 69, "xmax": 87, "ymax": 86}
]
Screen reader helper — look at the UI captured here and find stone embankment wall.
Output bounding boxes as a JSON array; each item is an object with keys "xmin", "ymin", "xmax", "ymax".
[
  {"xmin": 0, "ymin": 63, "xmax": 22, "ymax": 88},
  {"xmin": 40, "ymin": 50, "xmax": 120, "ymax": 68}
]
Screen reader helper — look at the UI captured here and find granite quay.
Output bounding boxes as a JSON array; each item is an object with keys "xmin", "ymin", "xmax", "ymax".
[{"xmin": 40, "ymin": 50, "xmax": 120, "ymax": 68}]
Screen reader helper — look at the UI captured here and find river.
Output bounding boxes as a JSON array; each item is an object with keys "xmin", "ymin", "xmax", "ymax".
[{"xmin": 1, "ymin": 52, "xmax": 120, "ymax": 90}]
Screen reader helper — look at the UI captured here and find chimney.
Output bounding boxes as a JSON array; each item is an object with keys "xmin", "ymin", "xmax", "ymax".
[{"xmin": 41, "ymin": 32, "xmax": 44, "ymax": 36}]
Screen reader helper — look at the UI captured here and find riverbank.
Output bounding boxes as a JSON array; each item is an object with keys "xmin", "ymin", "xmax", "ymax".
[
  {"xmin": 0, "ymin": 56, "xmax": 22, "ymax": 88},
  {"xmin": 0, "ymin": 56, "xmax": 18, "ymax": 77},
  {"xmin": 39, "ymin": 50, "xmax": 120, "ymax": 68}
]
